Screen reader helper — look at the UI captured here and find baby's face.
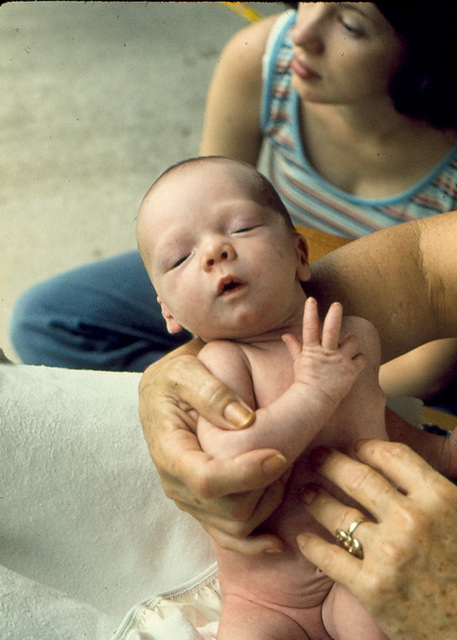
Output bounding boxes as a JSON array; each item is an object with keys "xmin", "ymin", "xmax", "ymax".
[{"xmin": 137, "ymin": 162, "xmax": 309, "ymax": 341}]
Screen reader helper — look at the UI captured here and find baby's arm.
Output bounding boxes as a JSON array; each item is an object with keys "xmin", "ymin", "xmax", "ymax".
[{"xmin": 197, "ymin": 298, "xmax": 366, "ymax": 463}]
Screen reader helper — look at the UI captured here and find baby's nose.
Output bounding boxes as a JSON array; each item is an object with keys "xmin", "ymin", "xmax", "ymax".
[
  {"xmin": 203, "ymin": 243, "xmax": 235, "ymax": 270},
  {"xmin": 206, "ymin": 249, "xmax": 228, "ymax": 267}
]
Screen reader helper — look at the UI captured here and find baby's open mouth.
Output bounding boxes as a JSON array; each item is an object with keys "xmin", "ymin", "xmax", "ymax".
[{"xmin": 218, "ymin": 276, "xmax": 246, "ymax": 295}]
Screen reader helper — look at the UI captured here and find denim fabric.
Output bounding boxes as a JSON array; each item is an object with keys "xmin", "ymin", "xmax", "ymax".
[{"xmin": 9, "ymin": 251, "xmax": 190, "ymax": 371}]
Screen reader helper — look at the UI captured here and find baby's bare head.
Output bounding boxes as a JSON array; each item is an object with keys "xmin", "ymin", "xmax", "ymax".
[{"xmin": 137, "ymin": 156, "xmax": 296, "ymax": 247}]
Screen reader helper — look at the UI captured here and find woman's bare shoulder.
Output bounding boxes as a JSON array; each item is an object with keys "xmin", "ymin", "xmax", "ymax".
[
  {"xmin": 200, "ymin": 12, "xmax": 285, "ymax": 162},
  {"xmin": 220, "ymin": 13, "xmax": 283, "ymax": 75}
]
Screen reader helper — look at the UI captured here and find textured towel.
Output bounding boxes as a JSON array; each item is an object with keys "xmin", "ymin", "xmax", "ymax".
[
  {"xmin": 0, "ymin": 363, "xmax": 215, "ymax": 639},
  {"xmin": 0, "ymin": 564, "xmax": 116, "ymax": 640}
]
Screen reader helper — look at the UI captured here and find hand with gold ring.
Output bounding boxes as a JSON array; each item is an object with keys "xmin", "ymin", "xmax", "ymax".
[
  {"xmin": 297, "ymin": 439, "xmax": 457, "ymax": 640},
  {"xmin": 335, "ymin": 518, "xmax": 367, "ymax": 559}
]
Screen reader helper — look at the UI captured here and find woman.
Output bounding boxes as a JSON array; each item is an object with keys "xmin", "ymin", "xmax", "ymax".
[{"xmin": 10, "ymin": 3, "xmax": 457, "ymax": 410}]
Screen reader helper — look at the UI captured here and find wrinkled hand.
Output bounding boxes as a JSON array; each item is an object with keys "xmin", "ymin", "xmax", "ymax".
[
  {"xmin": 282, "ymin": 298, "xmax": 366, "ymax": 407},
  {"xmin": 298, "ymin": 440, "xmax": 457, "ymax": 640},
  {"xmin": 139, "ymin": 349, "xmax": 290, "ymax": 554}
]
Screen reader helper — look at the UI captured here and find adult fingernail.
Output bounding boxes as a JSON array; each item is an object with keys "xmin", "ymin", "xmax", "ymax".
[
  {"xmin": 301, "ymin": 486, "xmax": 318, "ymax": 505},
  {"xmin": 265, "ymin": 545, "xmax": 283, "ymax": 554},
  {"xmin": 224, "ymin": 402, "xmax": 254, "ymax": 428},
  {"xmin": 296, "ymin": 533, "xmax": 308, "ymax": 548},
  {"xmin": 262, "ymin": 453, "xmax": 287, "ymax": 475}
]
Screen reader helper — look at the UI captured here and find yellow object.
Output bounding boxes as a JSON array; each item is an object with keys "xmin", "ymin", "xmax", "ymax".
[{"xmin": 221, "ymin": 2, "xmax": 263, "ymax": 23}]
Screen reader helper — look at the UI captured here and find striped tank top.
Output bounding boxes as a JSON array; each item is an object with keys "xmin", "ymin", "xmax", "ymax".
[{"xmin": 260, "ymin": 12, "xmax": 457, "ymax": 238}]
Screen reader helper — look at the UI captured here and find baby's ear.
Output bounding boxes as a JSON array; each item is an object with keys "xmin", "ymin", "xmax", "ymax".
[
  {"xmin": 295, "ymin": 234, "xmax": 311, "ymax": 282},
  {"xmin": 157, "ymin": 296, "xmax": 184, "ymax": 334}
]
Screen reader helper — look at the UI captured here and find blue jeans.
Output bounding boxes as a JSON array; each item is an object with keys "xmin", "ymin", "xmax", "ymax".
[
  {"xmin": 9, "ymin": 251, "xmax": 190, "ymax": 371},
  {"xmin": 9, "ymin": 251, "xmax": 457, "ymax": 415}
]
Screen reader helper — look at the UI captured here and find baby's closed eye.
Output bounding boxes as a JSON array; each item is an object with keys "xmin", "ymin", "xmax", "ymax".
[{"xmin": 169, "ymin": 254, "xmax": 190, "ymax": 270}]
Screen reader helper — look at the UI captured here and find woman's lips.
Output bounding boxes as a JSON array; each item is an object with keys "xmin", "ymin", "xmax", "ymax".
[{"xmin": 291, "ymin": 56, "xmax": 321, "ymax": 81}]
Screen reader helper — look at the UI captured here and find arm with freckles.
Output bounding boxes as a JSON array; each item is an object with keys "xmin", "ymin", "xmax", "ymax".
[
  {"xmin": 307, "ymin": 213, "xmax": 457, "ymax": 362},
  {"xmin": 197, "ymin": 298, "xmax": 366, "ymax": 463}
]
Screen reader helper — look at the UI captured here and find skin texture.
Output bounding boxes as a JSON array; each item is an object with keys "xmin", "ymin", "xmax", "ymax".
[
  {"xmin": 138, "ymin": 161, "xmax": 310, "ymax": 345},
  {"xmin": 298, "ymin": 440, "xmax": 457, "ymax": 640},
  {"xmin": 138, "ymin": 211, "xmax": 457, "ymax": 638},
  {"xmin": 139, "ymin": 211, "xmax": 457, "ymax": 550},
  {"xmin": 197, "ymin": 301, "xmax": 388, "ymax": 640}
]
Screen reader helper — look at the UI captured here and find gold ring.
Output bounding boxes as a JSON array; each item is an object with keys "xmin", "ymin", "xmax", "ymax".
[{"xmin": 335, "ymin": 519, "xmax": 366, "ymax": 559}]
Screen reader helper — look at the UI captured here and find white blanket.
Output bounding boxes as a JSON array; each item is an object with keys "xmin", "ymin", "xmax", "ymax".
[{"xmin": 0, "ymin": 363, "xmax": 215, "ymax": 639}]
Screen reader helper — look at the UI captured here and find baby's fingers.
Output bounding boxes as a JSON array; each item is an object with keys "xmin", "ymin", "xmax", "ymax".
[
  {"xmin": 321, "ymin": 301, "xmax": 343, "ymax": 350},
  {"xmin": 282, "ymin": 332, "xmax": 303, "ymax": 362},
  {"xmin": 301, "ymin": 297, "xmax": 321, "ymax": 346}
]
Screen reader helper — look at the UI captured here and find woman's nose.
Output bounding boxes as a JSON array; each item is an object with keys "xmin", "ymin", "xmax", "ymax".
[
  {"xmin": 291, "ymin": 4, "xmax": 325, "ymax": 55},
  {"xmin": 202, "ymin": 241, "xmax": 236, "ymax": 271}
]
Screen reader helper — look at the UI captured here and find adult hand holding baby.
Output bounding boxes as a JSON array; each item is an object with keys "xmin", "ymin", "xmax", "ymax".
[
  {"xmin": 139, "ymin": 345, "xmax": 290, "ymax": 554},
  {"xmin": 298, "ymin": 439, "xmax": 457, "ymax": 640}
]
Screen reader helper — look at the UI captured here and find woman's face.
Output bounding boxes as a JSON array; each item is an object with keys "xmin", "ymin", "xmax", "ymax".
[{"xmin": 290, "ymin": 3, "xmax": 405, "ymax": 106}]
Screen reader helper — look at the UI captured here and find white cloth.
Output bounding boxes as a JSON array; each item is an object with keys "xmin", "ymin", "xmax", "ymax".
[
  {"xmin": 0, "ymin": 564, "xmax": 115, "ymax": 640},
  {"xmin": 113, "ymin": 565, "xmax": 220, "ymax": 640},
  {"xmin": 0, "ymin": 363, "xmax": 215, "ymax": 639}
]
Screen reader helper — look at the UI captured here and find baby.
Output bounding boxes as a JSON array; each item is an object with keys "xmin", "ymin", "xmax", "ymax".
[{"xmin": 136, "ymin": 156, "xmax": 397, "ymax": 639}]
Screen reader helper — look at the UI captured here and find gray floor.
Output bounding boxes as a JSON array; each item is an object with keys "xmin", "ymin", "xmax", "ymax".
[{"xmin": 1, "ymin": 1, "xmax": 281, "ymax": 360}]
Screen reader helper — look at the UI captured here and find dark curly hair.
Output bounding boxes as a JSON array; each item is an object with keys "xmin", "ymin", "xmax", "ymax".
[{"xmin": 285, "ymin": 3, "xmax": 457, "ymax": 130}]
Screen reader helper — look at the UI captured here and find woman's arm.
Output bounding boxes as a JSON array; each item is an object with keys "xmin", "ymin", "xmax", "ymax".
[
  {"xmin": 307, "ymin": 213, "xmax": 457, "ymax": 362},
  {"xmin": 380, "ymin": 337, "xmax": 457, "ymax": 399},
  {"xmin": 199, "ymin": 14, "xmax": 279, "ymax": 163},
  {"xmin": 298, "ymin": 440, "xmax": 457, "ymax": 640}
]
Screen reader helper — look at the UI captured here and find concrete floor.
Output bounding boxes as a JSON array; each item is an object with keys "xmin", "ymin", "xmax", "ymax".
[{"xmin": 1, "ymin": 1, "xmax": 280, "ymax": 360}]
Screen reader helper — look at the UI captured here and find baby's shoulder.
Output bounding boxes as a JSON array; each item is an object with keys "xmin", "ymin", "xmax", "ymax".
[
  {"xmin": 199, "ymin": 338, "xmax": 245, "ymax": 358},
  {"xmin": 198, "ymin": 340, "xmax": 255, "ymax": 403},
  {"xmin": 342, "ymin": 314, "xmax": 377, "ymax": 335},
  {"xmin": 198, "ymin": 339, "xmax": 251, "ymax": 373},
  {"xmin": 342, "ymin": 315, "xmax": 381, "ymax": 361}
]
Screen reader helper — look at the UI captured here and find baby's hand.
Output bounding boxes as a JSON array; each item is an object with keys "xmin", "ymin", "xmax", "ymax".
[{"xmin": 282, "ymin": 297, "xmax": 366, "ymax": 408}]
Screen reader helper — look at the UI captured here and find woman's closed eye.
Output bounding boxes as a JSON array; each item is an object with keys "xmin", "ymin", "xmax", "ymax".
[
  {"xmin": 336, "ymin": 7, "xmax": 367, "ymax": 38},
  {"xmin": 339, "ymin": 18, "xmax": 364, "ymax": 37}
]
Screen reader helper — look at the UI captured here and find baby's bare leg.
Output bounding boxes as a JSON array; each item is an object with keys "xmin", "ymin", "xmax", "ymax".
[
  {"xmin": 322, "ymin": 583, "xmax": 389, "ymax": 640},
  {"xmin": 217, "ymin": 594, "xmax": 313, "ymax": 640}
]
